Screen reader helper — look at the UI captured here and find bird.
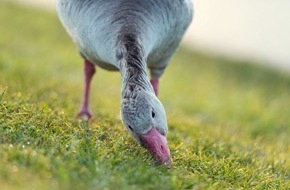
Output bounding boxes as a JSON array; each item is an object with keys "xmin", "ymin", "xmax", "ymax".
[{"xmin": 56, "ymin": 0, "xmax": 193, "ymax": 165}]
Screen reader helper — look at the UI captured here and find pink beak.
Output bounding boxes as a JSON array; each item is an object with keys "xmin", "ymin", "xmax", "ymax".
[{"xmin": 140, "ymin": 127, "xmax": 172, "ymax": 165}]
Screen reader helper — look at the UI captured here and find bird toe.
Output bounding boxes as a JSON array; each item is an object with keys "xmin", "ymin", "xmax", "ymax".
[{"xmin": 77, "ymin": 110, "xmax": 92, "ymax": 121}]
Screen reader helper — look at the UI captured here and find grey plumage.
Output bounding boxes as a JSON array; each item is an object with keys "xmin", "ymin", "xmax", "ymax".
[
  {"xmin": 56, "ymin": 0, "xmax": 193, "ymax": 164},
  {"xmin": 56, "ymin": 0, "xmax": 192, "ymax": 76}
]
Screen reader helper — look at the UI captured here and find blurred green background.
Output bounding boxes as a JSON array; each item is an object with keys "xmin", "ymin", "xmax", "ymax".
[{"xmin": 0, "ymin": 1, "xmax": 289, "ymax": 190}]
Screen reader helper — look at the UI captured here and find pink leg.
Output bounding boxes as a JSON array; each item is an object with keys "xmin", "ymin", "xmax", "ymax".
[
  {"xmin": 77, "ymin": 59, "xmax": 96, "ymax": 120},
  {"xmin": 150, "ymin": 79, "xmax": 159, "ymax": 96}
]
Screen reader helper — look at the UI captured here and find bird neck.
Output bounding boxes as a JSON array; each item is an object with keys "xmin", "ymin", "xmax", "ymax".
[
  {"xmin": 120, "ymin": 59, "xmax": 153, "ymax": 98},
  {"xmin": 118, "ymin": 32, "xmax": 154, "ymax": 98}
]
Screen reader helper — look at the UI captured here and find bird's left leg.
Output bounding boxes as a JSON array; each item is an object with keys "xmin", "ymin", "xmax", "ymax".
[
  {"xmin": 150, "ymin": 79, "xmax": 159, "ymax": 96},
  {"xmin": 149, "ymin": 61, "xmax": 167, "ymax": 97},
  {"xmin": 77, "ymin": 59, "xmax": 96, "ymax": 120}
]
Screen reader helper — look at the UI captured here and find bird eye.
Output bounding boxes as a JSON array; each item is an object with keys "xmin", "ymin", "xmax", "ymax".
[
  {"xmin": 128, "ymin": 125, "xmax": 133, "ymax": 131},
  {"xmin": 151, "ymin": 111, "xmax": 156, "ymax": 118}
]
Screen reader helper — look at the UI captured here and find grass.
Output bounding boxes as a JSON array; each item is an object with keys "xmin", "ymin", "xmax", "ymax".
[{"xmin": 0, "ymin": 1, "xmax": 289, "ymax": 189}]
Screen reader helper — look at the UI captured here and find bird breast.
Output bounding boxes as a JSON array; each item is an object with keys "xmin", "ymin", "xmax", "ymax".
[{"xmin": 56, "ymin": 0, "xmax": 193, "ymax": 70}]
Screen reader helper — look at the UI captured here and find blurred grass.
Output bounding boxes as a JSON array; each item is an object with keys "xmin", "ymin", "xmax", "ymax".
[{"xmin": 0, "ymin": 1, "xmax": 289, "ymax": 190}]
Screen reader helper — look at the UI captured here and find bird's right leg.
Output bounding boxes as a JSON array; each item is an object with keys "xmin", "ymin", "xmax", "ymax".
[{"xmin": 77, "ymin": 59, "xmax": 96, "ymax": 120}]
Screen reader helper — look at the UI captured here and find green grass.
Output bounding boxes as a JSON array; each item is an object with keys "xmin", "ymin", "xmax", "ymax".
[{"xmin": 0, "ymin": 1, "xmax": 289, "ymax": 190}]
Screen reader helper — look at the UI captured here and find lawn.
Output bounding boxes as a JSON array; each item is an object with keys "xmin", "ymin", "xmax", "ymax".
[{"xmin": 0, "ymin": 1, "xmax": 289, "ymax": 190}]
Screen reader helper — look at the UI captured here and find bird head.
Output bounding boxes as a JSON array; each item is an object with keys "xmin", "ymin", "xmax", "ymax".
[{"xmin": 121, "ymin": 86, "xmax": 172, "ymax": 165}]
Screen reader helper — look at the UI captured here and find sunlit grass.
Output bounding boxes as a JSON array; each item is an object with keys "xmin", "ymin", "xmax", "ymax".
[{"xmin": 0, "ymin": 2, "xmax": 289, "ymax": 190}]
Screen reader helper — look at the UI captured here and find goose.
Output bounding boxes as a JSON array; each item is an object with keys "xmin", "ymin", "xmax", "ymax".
[{"xmin": 56, "ymin": 0, "xmax": 193, "ymax": 165}]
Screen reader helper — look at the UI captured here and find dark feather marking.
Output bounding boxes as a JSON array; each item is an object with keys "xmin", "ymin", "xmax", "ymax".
[{"xmin": 118, "ymin": 29, "xmax": 150, "ymax": 99}]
